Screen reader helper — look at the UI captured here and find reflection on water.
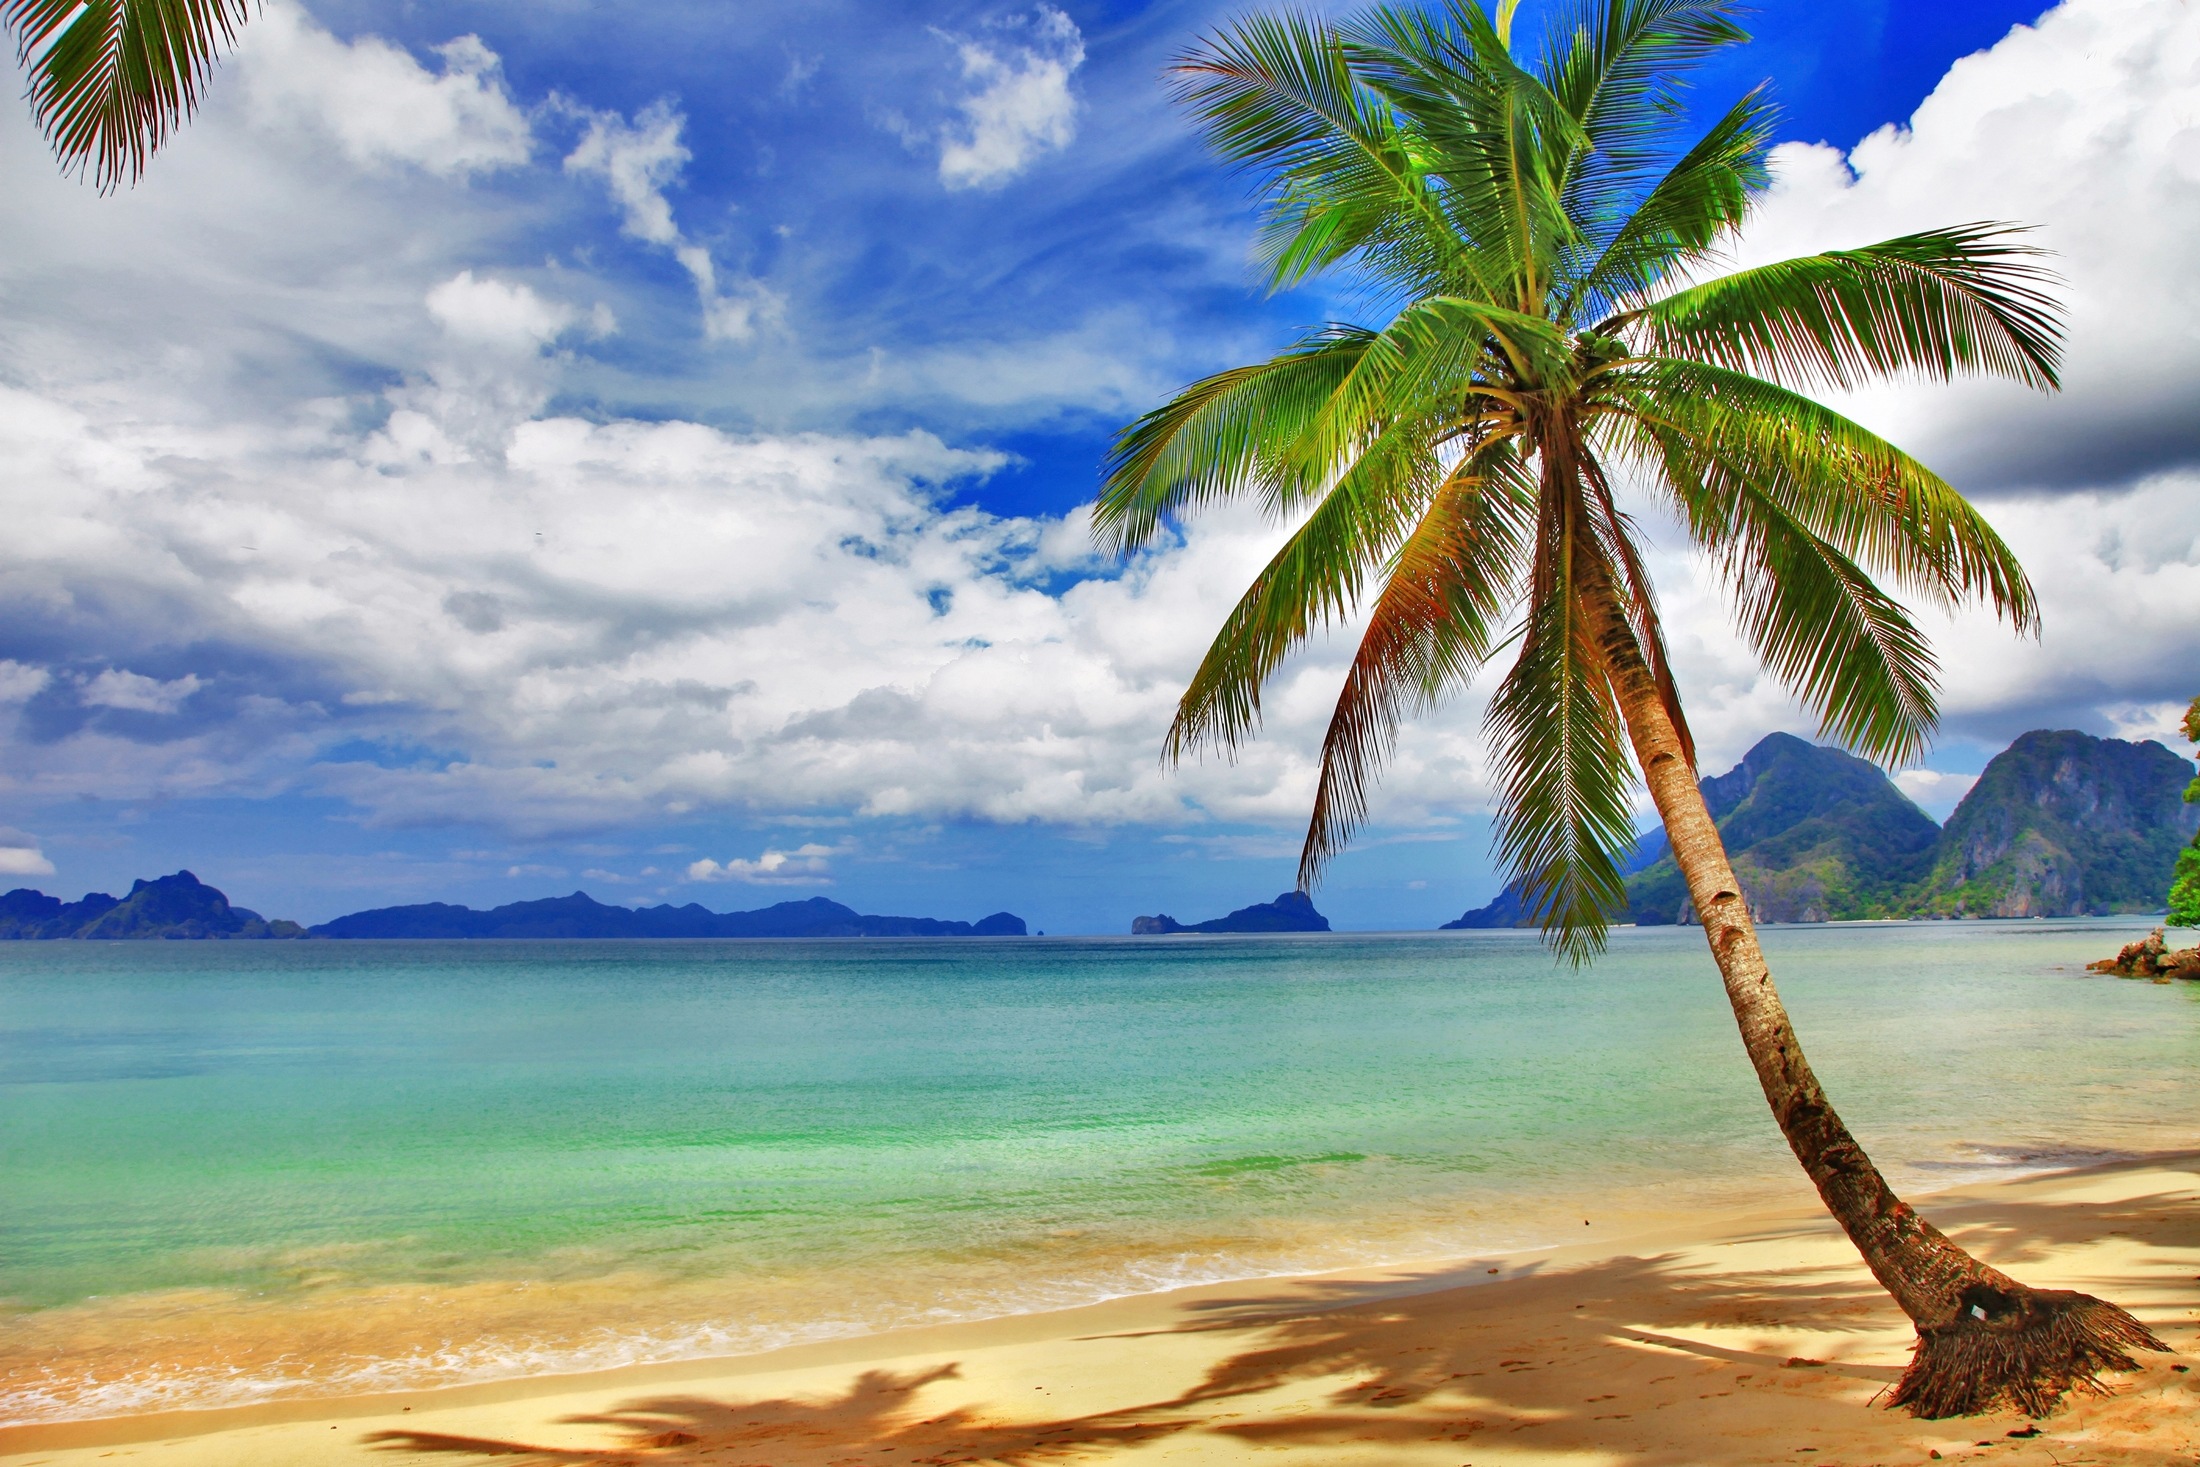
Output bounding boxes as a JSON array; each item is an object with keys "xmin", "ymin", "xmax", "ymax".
[{"xmin": 2, "ymin": 921, "xmax": 2194, "ymax": 1422}]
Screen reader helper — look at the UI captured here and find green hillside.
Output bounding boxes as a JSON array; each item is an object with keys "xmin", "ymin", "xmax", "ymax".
[
  {"xmin": 1904, "ymin": 729, "xmax": 2199, "ymax": 917},
  {"xmin": 1626, "ymin": 734, "xmax": 1940, "ymax": 924}
]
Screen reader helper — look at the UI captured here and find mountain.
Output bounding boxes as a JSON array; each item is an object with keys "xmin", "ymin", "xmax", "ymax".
[
  {"xmin": 1132, "ymin": 890, "xmax": 1330, "ymax": 934},
  {"xmin": 1625, "ymin": 733, "xmax": 1941, "ymax": 924},
  {"xmin": 1905, "ymin": 729, "xmax": 2199, "ymax": 917},
  {"xmin": 1438, "ymin": 728, "xmax": 2197, "ymax": 929},
  {"xmin": 0, "ymin": 871, "xmax": 305, "ymax": 939},
  {"xmin": 314, "ymin": 892, "xmax": 1027, "ymax": 939}
]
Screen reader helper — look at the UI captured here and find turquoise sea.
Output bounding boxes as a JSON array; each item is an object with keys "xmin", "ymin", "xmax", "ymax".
[{"xmin": 3, "ymin": 921, "xmax": 2196, "ymax": 1424}]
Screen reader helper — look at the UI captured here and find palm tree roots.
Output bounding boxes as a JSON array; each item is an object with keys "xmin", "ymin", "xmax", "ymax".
[{"xmin": 1890, "ymin": 1283, "xmax": 2167, "ymax": 1419}]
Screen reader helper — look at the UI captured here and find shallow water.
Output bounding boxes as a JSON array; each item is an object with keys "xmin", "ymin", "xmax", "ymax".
[{"xmin": 2, "ymin": 921, "xmax": 2194, "ymax": 1423}]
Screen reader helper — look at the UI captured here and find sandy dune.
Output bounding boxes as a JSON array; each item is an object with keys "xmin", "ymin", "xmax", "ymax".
[{"xmin": 4, "ymin": 1154, "xmax": 2196, "ymax": 1467}]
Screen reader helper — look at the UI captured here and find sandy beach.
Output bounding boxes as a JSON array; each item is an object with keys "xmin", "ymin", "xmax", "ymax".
[{"xmin": 4, "ymin": 1152, "xmax": 2194, "ymax": 1467}]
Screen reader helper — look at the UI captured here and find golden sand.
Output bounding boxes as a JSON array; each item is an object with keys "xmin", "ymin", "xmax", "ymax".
[{"xmin": 4, "ymin": 1154, "xmax": 2196, "ymax": 1467}]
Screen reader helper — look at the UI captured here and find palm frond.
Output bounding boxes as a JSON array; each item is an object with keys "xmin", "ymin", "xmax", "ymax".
[
  {"xmin": 6, "ymin": 0, "xmax": 250, "ymax": 191},
  {"xmin": 1541, "ymin": 0, "xmax": 1751, "ymax": 243},
  {"xmin": 1095, "ymin": 329, "xmax": 1379, "ymax": 554},
  {"xmin": 1346, "ymin": 0, "xmax": 1585, "ymax": 309},
  {"xmin": 1299, "ymin": 448, "xmax": 1533, "ymax": 884},
  {"xmin": 1579, "ymin": 451, "xmax": 1695, "ymax": 768},
  {"xmin": 1171, "ymin": 10, "xmax": 1473, "ymax": 296},
  {"xmin": 1485, "ymin": 493, "xmax": 1639, "ymax": 961},
  {"xmin": 1164, "ymin": 415, "xmax": 1452, "ymax": 763},
  {"xmin": 1567, "ymin": 84, "xmax": 1771, "ymax": 318},
  {"xmin": 1626, "ymin": 408, "xmax": 1943, "ymax": 765},
  {"xmin": 1622, "ymin": 225, "xmax": 2064, "ymax": 390},
  {"xmin": 1607, "ymin": 358, "xmax": 2037, "ymax": 630}
]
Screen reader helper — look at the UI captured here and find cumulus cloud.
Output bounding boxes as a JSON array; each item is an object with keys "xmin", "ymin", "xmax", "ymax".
[
  {"xmin": 0, "ymin": 841, "xmax": 54, "ymax": 876},
  {"xmin": 0, "ymin": 0, "xmax": 2194, "ymax": 861},
  {"xmin": 81, "ymin": 670, "xmax": 203, "ymax": 715},
  {"xmin": 564, "ymin": 102, "xmax": 780, "ymax": 341},
  {"xmin": 239, "ymin": 0, "xmax": 532, "ymax": 175},
  {"xmin": 1720, "ymin": 0, "xmax": 2200, "ymax": 495},
  {"xmin": 425, "ymin": 272, "xmax": 579, "ymax": 350},
  {"xmin": 937, "ymin": 6, "xmax": 1085, "ymax": 189},
  {"xmin": 687, "ymin": 842, "xmax": 844, "ymax": 884}
]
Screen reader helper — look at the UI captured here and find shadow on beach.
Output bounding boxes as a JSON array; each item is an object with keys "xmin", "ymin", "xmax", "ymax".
[{"xmin": 361, "ymin": 1164, "xmax": 2200, "ymax": 1467}]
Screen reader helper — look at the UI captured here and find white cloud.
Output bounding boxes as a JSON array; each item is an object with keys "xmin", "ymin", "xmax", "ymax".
[
  {"xmin": 1720, "ymin": 0, "xmax": 2200, "ymax": 495},
  {"xmin": 937, "ymin": 6, "xmax": 1085, "ymax": 190},
  {"xmin": 81, "ymin": 670, "xmax": 203, "ymax": 714},
  {"xmin": 0, "ymin": 662, "xmax": 49, "ymax": 703},
  {"xmin": 0, "ymin": 0, "xmax": 2194, "ymax": 859},
  {"xmin": 426, "ymin": 272, "xmax": 577, "ymax": 350},
  {"xmin": 239, "ymin": 1, "xmax": 532, "ymax": 176},
  {"xmin": 564, "ymin": 102, "xmax": 780, "ymax": 341},
  {"xmin": 0, "ymin": 844, "xmax": 55, "ymax": 877},
  {"xmin": 686, "ymin": 842, "xmax": 844, "ymax": 884}
]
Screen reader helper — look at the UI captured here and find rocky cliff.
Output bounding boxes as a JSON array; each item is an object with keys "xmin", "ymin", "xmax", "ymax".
[{"xmin": 1906, "ymin": 730, "xmax": 2200, "ymax": 917}]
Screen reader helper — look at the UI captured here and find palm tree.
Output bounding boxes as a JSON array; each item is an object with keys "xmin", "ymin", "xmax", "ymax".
[
  {"xmin": 5, "ymin": 0, "xmax": 252, "ymax": 191},
  {"xmin": 1095, "ymin": 0, "xmax": 2163, "ymax": 1419}
]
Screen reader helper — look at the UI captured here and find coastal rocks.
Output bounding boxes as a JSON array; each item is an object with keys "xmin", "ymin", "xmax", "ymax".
[
  {"xmin": 2086, "ymin": 927, "xmax": 2200, "ymax": 980},
  {"xmin": 1132, "ymin": 890, "xmax": 1330, "ymax": 934}
]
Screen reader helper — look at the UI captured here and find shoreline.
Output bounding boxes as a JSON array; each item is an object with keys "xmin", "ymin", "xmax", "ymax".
[{"xmin": 7, "ymin": 1150, "xmax": 2197, "ymax": 1465}]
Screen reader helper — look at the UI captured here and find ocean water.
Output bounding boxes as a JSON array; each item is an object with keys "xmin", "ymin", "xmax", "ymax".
[{"xmin": 2, "ymin": 921, "xmax": 2195, "ymax": 1424}]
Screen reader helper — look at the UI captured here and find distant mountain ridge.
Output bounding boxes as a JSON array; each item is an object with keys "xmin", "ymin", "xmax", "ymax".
[
  {"xmin": 315, "ymin": 892, "xmax": 1027, "ymax": 939},
  {"xmin": 1442, "ymin": 728, "xmax": 2196, "ymax": 928},
  {"xmin": 0, "ymin": 871, "xmax": 304, "ymax": 939},
  {"xmin": 0, "ymin": 874, "xmax": 1026, "ymax": 940},
  {"xmin": 1133, "ymin": 890, "xmax": 1330, "ymax": 934}
]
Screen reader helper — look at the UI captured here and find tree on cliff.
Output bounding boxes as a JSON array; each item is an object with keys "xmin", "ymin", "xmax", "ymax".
[
  {"xmin": 2170, "ymin": 695, "xmax": 2200, "ymax": 927},
  {"xmin": 1096, "ymin": 0, "xmax": 2159, "ymax": 1417},
  {"xmin": 5, "ymin": 0, "xmax": 251, "ymax": 191}
]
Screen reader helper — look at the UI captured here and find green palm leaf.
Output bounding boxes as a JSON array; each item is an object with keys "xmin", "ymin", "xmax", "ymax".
[
  {"xmin": 6, "ymin": 0, "xmax": 250, "ymax": 191},
  {"xmin": 1299, "ymin": 449, "xmax": 1533, "ymax": 884},
  {"xmin": 1623, "ymin": 225, "xmax": 2063, "ymax": 389}
]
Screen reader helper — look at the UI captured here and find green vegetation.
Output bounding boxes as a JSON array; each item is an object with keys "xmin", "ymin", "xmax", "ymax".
[
  {"xmin": 1099, "ymin": 0, "xmax": 2156, "ymax": 1415},
  {"xmin": 1624, "ymin": 733, "xmax": 1938, "ymax": 923},
  {"xmin": 2172, "ymin": 695, "xmax": 2200, "ymax": 928},
  {"xmin": 4, "ymin": 0, "xmax": 248, "ymax": 189}
]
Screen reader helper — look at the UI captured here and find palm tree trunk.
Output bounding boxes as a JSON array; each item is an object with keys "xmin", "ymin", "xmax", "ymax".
[{"xmin": 1574, "ymin": 555, "xmax": 2164, "ymax": 1418}]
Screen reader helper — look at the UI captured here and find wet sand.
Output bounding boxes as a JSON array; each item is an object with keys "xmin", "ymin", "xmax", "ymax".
[{"xmin": 4, "ymin": 1153, "xmax": 2196, "ymax": 1467}]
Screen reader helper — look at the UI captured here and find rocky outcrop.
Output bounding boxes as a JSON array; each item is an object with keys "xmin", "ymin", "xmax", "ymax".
[
  {"xmin": 1133, "ymin": 890, "xmax": 1330, "ymax": 934},
  {"xmin": 1908, "ymin": 730, "xmax": 2199, "ymax": 917},
  {"xmin": 0, "ymin": 871, "xmax": 305, "ymax": 939},
  {"xmin": 2087, "ymin": 927, "xmax": 2200, "ymax": 979}
]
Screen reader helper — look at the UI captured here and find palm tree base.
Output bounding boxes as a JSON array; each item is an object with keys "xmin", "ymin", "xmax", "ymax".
[{"xmin": 1889, "ymin": 1285, "xmax": 2166, "ymax": 1419}]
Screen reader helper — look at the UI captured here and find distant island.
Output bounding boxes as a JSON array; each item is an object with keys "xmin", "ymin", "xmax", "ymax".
[
  {"xmin": 0, "ymin": 871, "xmax": 307, "ymax": 940},
  {"xmin": 0, "ymin": 873, "xmax": 1027, "ymax": 940},
  {"xmin": 1445, "ymin": 728, "xmax": 2198, "ymax": 928},
  {"xmin": 1132, "ymin": 890, "xmax": 1330, "ymax": 934},
  {"xmin": 316, "ymin": 892, "xmax": 1027, "ymax": 939}
]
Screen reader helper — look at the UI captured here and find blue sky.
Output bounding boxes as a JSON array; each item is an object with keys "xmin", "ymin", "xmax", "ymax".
[{"xmin": 1, "ymin": 0, "xmax": 2196, "ymax": 931}]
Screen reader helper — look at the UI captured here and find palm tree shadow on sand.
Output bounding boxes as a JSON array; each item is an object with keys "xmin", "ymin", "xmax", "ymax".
[{"xmin": 363, "ymin": 1176, "xmax": 2200, "ymax": 1467}]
